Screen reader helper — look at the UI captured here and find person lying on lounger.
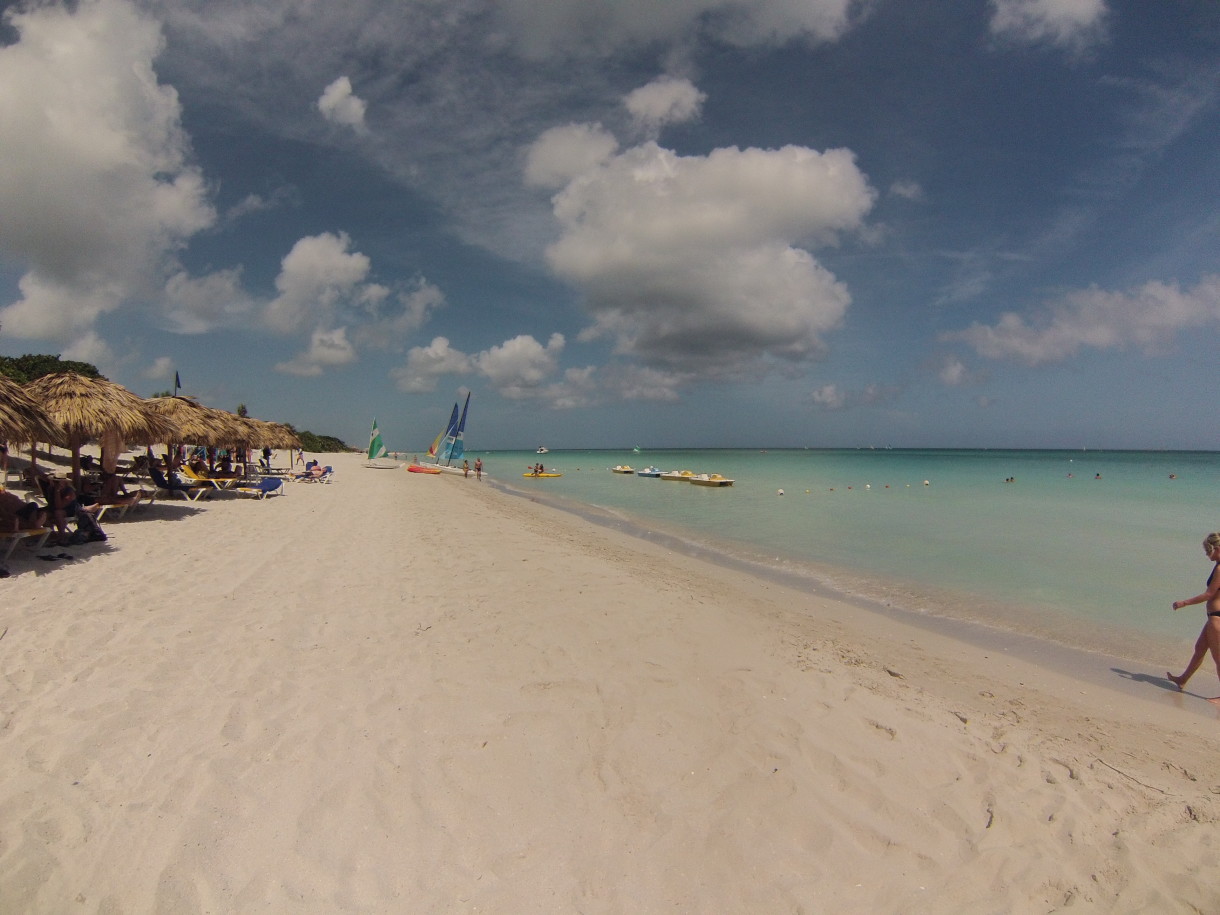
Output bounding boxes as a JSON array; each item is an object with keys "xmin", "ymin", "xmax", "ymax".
[
  {"xmin": 0, "ymin": 489, "xmax": 47, "ymax": 532},
  {"xmin": 290, "ymin": 462, "xmax": 326, "ymax": 480},
  {"xmin": 82, "ymin": 470, "xmax": 146, "ymax": 510}
]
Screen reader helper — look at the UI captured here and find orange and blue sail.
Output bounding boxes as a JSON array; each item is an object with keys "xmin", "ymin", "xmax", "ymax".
[{"xmin": 427, "ymin": 402, "xmax": 460, "ymax": 458}]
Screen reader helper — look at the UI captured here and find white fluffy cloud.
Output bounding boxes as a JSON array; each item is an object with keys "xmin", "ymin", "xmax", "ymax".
[
  {"xmin": 392, "ymin": 337, "xmax": 475, "ymax": 393},
  {"xmin": 265, "ymin": 232, "xmax": 372, "ymax": 332},
  {"xmin": 989, "ymin": 0, "xmax": 1108, "ymax": 51},
  {"xmin": 945, "ymin": 275, "xmax": 1220, "ymax": 365},
  {"xmin": 473, "ymin": 333, "xmax": 566, "ymax": 399},
  {"xmin": 392, "ymin": 333, "xmax": 568, "ymax": 400},
  {"xmin": 350, "ymin": 279, "xmax": 447, "ymax": 350},
  {"xmin": 163, "ymin": 268, "xmax": 257, "ymax": 333},
  {"xmin": 544, "ymin": 140, "xmax": 875, "ymax": 374},
  {"xmin": 266, "ymin": 234, "xmax": 445, "ymax": 374},
  {"xmin": 935, "ymin": 355, "xmax": 972, "ymax": 386},
  {"xmin": 318, "ymin": 75, "xmax": 367, "ymax": 131},
  {"xmin": 275, "ymin": 326, "xmax": 358, "ymax": 377},
  {"xmin": 625, "ymin": 75, "xmax": 706, "ymax": 134},
  {"xmin": 524, "ymin": 124, "xmax": 619, "ymax": 190},
  {"xmin": 143, "ymin": 356, "xmax": 175, "ymax": 381},
  {"xmin": 0, "ymin": 0, "xmax": 215, "ymax": 345}
]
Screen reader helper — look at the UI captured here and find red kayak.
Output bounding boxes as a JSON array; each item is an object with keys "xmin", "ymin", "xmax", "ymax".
[{"xmin": 407, "ymin": 464, "xmax": 442, "ymax": 474}]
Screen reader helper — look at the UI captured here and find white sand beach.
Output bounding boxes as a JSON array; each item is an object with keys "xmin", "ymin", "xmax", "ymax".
[{"xmin": 2, "ymin": 452, "xmax": 1218, "ymax": 913}]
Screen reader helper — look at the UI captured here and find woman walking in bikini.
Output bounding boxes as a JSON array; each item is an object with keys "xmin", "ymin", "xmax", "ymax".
[{"xmin": 1168, "ymin": 532, "xmax": 1220, "ymax": 704}]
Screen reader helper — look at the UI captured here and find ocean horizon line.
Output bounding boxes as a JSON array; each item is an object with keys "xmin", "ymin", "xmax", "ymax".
[{"xmin": 468, "ymin": 445, "xmax": 1219, "ymax": 455}]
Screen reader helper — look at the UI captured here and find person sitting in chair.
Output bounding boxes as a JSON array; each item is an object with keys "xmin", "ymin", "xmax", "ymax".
[
  {"xmin": 92, "ymin": 470, "xmax": 145, "ymax": 510},
  {"xmin": 149, "ymin": 465, "xmax": 202, "ymax": 498},
  {"xmin": 39, "ymin": 475, "xmax": 83, "ymax": 545}
]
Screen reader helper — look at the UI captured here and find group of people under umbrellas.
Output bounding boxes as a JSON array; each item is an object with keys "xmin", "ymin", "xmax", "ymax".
[{"xmin": 0, "ymin": 371, "xmax": 300, "ymax": 569}]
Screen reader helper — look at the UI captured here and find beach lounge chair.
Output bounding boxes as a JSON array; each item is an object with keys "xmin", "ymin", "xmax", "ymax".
[
  {"xmin": 181, "ymin": 465, "xmax": 241, "ymax": 490},
  {"xmin": 1, "ymin": 528, "xmax": 52, "ymax": 562},
  {"xmin": 90, "ymin": 492, "xmax": 146, "ymax": 522},
  {"xmin": 148, "ymin": 467, "xmax": 209, "ymax": 502},
  {"xmin": 289, "ymin": 463, "xmax": 332, "ymax": 483},
  {"xmin": 234, "ymin": 478, "xmax": 285, "ymax": 499}
]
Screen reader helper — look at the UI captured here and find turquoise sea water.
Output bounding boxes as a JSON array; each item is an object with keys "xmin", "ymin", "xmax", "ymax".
[{"xmin": 479, "ymin": 448, "xmax": 1220, "ymax": 661}]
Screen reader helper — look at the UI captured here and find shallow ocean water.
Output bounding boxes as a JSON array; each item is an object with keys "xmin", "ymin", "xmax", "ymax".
[{"xmin": 479, "ymin": 448, "xmax": 1220, "ymax": 661}]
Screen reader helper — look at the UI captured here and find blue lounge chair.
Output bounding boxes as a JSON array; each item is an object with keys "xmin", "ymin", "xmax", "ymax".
[
  {"xmin": 234, "ymin": 477, "xmax": 284, "ymax": 499},
  {"xmin": 149, "ymin": 467, "xmax": 208, "ymax": 501}
]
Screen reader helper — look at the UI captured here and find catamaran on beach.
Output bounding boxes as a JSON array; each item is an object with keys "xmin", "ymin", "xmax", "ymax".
[{"xmin": 410, "ymin": 393, "xmax": 475, "ymax": 476}]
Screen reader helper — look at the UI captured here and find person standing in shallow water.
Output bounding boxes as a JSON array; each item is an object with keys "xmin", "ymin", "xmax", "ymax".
[{"xmin": 1168, "ymin": 532, "xmax": 1220, "ymax": 705}]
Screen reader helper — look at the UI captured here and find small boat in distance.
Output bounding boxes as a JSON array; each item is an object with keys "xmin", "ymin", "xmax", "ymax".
[
  {"xmin": 536, "ymin": 446, "xmax": 549, "ymax": 454},
  {"xmin": 660, "ymin": 469, "xmax": 695, "ymax": 482},
  {"xmin": 637, "ymin": 466, "xmax": 662, "ymax": 477},
  {"xmin": 689, "ymin": 473, "xmax": 735, "ymax": 487},
  {"xmin": 611, "ymin": 465, "xmax": 634, "ymax": 474}
]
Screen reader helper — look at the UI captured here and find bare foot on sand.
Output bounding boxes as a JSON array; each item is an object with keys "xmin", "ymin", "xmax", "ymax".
[{"xmin": 1167, "ymin": 672, "xmax": 1186, "ymax": 690}]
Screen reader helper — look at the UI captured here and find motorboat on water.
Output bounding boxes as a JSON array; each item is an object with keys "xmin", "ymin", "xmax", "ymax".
[{"xmin": 536, "ymin": 446, "xmax": 549, "ymax": 454}]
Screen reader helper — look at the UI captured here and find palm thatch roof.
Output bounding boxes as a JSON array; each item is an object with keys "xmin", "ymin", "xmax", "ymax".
[
  {"xmin": 144, "ymin": 396, "xmax": 302, "ymax": 454},
  {"xmin": 144, "ymin": 396, "xmax": 242, "ymax": 446},
  {"xmin": 231, "ymin": 417, "xmax": 302, "ymax": 450},
  {"xmin": 0, "ymin": 373, "xmax": 63, "ymax": 444},
  {"xmin": 26, "ymin": 373, "xmax": 174, "ymax": 445},
  {"xmin": 25, "ymin": 372, "xmax": 176, "ymax": 485},
  {"xmin": 261, "ymin": 421, "xmax": 302, "ymax": 450}
]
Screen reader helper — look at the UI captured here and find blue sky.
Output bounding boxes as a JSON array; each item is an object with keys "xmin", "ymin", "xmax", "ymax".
[{"xmin": 1, "ymin": 0, "xmax": 1217, "ymax": 451}]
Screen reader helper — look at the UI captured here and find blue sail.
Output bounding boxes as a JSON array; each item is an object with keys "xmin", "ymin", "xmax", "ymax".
[
  {"xmin": 431, "ymin": 403, "xmax": 460, "ymax": 461},
  {"xmin": 446, "ymin": 393, "xmax": 471, "ymax": 465}
]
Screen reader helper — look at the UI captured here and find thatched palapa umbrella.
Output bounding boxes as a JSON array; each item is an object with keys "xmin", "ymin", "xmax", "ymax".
[
  {"xmin": 25, "ymin": 373, "xmax": 176, "ymax": 488},
  {"xmin": 228, "ymin": 416, "xmax": 298, "ymax": 451},
  {"xmin": 144, "ymin": 396, "xmax": 240, "ymax": 447},
  {"xmin": 144, "ymin": 397, "xmax": 301, "ymax": 472},
  {"xmin": 0, "ymin": 373, "xmax": 64, "ymax": 446},
  {"xmin": 259, "ymin": 421, "xmax": 302, "ymax": 451}
]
